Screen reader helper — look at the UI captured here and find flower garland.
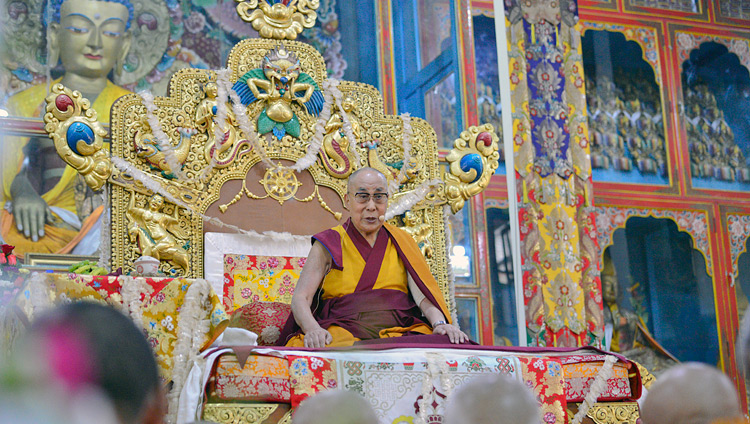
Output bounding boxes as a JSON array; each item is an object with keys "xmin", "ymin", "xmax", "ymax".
[
  {"xmin": 443, "ymin": 205, "xmax": 459, "ymax": 324},
  {"xmin": 390, "ymin": 113, "xmax": 414, "ymax": 195},
  {"xmin": 292, "ymin": 78, "xmax": 338, "ymax": 172},
  {"xmin": 167, "ymin": 278, "xmax": 212, "ymax": 424},
  {"xmin": 113, "ymin": 156, "xmax": 303, "ymax": 240},
  {"xmin": 138, "ymin": 91, "xmax": 189, "ymax": 181},
  {"xmin": 414, "ymin": 352, "xmax": 450, "ymax": 424},
  {"xmin": 112, "ymin": 157, "xmax": 190, "ymax": 210},
  {"xmin": 28, "ymin": 272, "xmax": 51, "ymax": 319},
  {"xmin": 571, "ymin": 355, "xmax": 618, "ymax": 424},
  {"xmin": 97, "ymin": 187, "xmax": 111, "ymax": 269},
  {"xmin": 119, "ymin": 275, "xmax": 147, "ymax": 330},
  {"xmin": 224, "ymin": 70, "xmax": 275, "ymax": 170},
  {"xmin": 385, "ymin": 178, "xmax": 442, "ymax": 220}
]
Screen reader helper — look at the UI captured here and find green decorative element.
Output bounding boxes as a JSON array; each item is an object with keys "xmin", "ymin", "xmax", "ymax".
[
  {"xmin": 296, "ymin": 71, "xmax": 321, "ymax": 92},
  {"xmin": 258, "ymin": 109, "xmax": 276, "ymax": 135},
  {"xmin": 285, "ymin": 114, "xmax": 300, "ymax": 138},
  {"xmin": 386, "ymin": 160, "xmax": 404, "ymax": 170}
]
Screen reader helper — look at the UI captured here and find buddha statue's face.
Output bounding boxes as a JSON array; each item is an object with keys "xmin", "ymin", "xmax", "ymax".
[{"xmin": 49, "ymin": 0, "xmax": 132, "ymax": 79}]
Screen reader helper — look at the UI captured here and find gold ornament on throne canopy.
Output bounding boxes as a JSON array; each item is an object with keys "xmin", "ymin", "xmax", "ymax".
[{"xmin": 235, "ymin": 0, "xmax": 320, "ymax": 40}]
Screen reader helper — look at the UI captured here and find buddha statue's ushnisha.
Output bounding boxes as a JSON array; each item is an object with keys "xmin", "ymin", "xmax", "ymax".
[{"xmin": 1, "ymin": 0, "xmax": 133, "ymax": 257}]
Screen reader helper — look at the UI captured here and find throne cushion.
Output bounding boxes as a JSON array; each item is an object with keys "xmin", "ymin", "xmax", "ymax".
[
  {"xmin": 204, "ymin": 232, "xmax": 312, "ymax": 310},
  {"xmin": 228, "ymin": 301, "xmax": 292, "ymax": 346},
  {"xmin": 224, "ymin": 254, "xmax": 306, "ymax": 310}
]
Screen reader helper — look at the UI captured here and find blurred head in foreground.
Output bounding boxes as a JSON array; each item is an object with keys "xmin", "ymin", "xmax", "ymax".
[
  {"xmin": 0, "ymin": 302, "xmax": 164, "ymax": 424},
  {"xmin": 641, "ymin": 362, "xmax": 742, "ymax": 424},
  {"xmin": 443, "ymin": 374, "xmax": 540, "ymax": 424},
  {"xmin": 292, "ymin": 390, "xmax": 379, "ymax": 424}
]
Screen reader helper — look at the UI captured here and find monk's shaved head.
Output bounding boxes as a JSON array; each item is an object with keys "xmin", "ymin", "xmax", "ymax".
[
  {"xmin": 347, "ymin": 167, "xmax": 387, "ymax": 194},
  {"xmin": 641, "ymin": 362, "xmax": 742, "ymax": 424},
  {"xmin": 444, "ymin": 374, "xmax": 540, "ymax": 424},
  {"xmin": 293, "ymin": 390, "xmax": 379, "ymax": 424}
]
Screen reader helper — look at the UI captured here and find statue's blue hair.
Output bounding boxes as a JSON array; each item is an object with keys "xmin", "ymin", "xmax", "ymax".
[{"xmin": 43, "ymin": 0, "xmax": 134, "ymax": 30}]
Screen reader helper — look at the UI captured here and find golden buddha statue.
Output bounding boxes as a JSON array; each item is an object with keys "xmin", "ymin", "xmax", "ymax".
[
  {"xmin": 126, "ymin": 191, "xmax": 190, "ymax": 272},
  {"xmin": 1, "ymin": 0, "xmax": 133, "ymax": 257}
]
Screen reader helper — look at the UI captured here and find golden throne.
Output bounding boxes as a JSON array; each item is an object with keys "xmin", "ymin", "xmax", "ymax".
[{"xmin": 45, "ymin": 41, "xmax": 498, "ymax": 320}]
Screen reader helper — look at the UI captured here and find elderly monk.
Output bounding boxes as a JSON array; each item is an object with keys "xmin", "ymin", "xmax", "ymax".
[{"xmin": 280, "ymin": 167, "xmax": 469, "ymax": 348}]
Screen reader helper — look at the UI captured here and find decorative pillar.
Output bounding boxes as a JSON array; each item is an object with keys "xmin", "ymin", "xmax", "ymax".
[{"xmin": 505, "ymin": 0, "xmax": 603, "ymax": 347}]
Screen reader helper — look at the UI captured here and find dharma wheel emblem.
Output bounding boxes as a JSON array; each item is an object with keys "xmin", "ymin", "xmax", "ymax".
[{"xmin": 261, "ymin": 166, "xmax": 302, "ymax": 204}]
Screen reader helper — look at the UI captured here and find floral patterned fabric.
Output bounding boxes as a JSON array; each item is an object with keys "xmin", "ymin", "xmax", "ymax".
[
  {"xmin": 287, "ymin": 351, "xmax": 524, "ymax": 423},
  {"xmin": 563, "ymin": 360, "xmax": 632, "ymax": 402},
  {"xmin": 287, "ymin": 355, "xmax": 338, "ymax": 408},
  {"xmin": 206, "ymin": 348, "xmax": 641, "ymax": 423},
  {"xmin": 14, "ymin": 273, "xmax": 228, "ymax": 382},
  {"xmin": 518, "ymin": 356, "xmax": 568, "ymax": 424},
  {"xmin": 223, "ymin": 254, "xmax": 306, "ymax": 311},
  {"xmin": 228, "ymin": 301, "xmax": 292, "ymax": 346},
  {"xmin": 211, "ymin": 354, "xmax": 290, "ymax": 402}
]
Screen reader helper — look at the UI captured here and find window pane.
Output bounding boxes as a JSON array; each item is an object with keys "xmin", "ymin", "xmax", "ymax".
[
  {"xmin": 448, "ymin": 204, "xmax": 474, "ymax": 287},
  {"xmin": 425, "ymin": 72, "xmax": 459, "ymax": 149},
  {"xmin": 472, "ymin": 13, "xmax": 505, "ymax": 174},
  {"xmin": 604, "ymin": 217, "xmax": 716, "ymax": 371},
  {"xmin": 582, "ymin": 29, "xmax": 668, "ymax": 185},
  {"xmin": 486, "ymin": 208, "xmax": 518, "ymax": 346},
  {"xmin": 682, "ymin": 41, "xmax": 750, "ymax": 191},
  {"xmin": 455, "ymin": 297, "xmax": 480, "ymax": 342},
  {"xmin": 417, "ymin": 0, "xmax": 452, "ymax": 69}
]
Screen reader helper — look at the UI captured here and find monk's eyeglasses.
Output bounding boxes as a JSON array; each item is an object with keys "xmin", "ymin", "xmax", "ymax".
[{"xmin": 352, "ymin": 192, "xmax": 388, "ymax": 204}]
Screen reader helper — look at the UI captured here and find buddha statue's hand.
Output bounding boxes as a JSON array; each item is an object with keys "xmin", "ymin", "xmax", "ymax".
[{"xmin": 12, "ymin": 191, "xmax": 53, "ymax": 241}]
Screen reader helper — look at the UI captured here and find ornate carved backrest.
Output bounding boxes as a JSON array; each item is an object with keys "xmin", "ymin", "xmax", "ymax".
[{"xmin": 45, "ymin": 38, "xmax": 499, "ymax": 317}]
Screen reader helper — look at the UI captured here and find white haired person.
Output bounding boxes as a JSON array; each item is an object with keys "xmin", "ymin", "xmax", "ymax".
[
  {"xmin": 292, "ymin": 390, "xmax": 379, "ymax": 424},
  {"xmin": 443, "ymin": 374, "xmax": 540, "ymax": 424},
  {"xmin": 641, "ymin": 362, "xmax": 743, "ymax": 424}
]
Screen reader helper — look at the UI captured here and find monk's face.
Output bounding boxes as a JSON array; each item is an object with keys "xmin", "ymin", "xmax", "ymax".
[
  {"xmin": 345, "ymin": 170, "xmax": 388, "ymax": 238},
  {"xmin": 51, "ymin": 0, "xmax": 131, "ymax": 78}
]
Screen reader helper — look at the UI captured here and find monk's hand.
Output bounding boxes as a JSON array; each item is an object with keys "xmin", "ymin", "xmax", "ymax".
[
  {"xmin": 433, "ymin": 323, "xmax": 469, "ymax": 344},
  {"xmin": 12, "ymin": 193, "xmax": 53, "ymax": 241},
  {"xmin": 303, "ymin": 326, "xmax": 332, "ymax": 348}
]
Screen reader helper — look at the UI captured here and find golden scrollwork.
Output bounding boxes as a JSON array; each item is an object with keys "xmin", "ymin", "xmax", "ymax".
[
  {"xmin": 278, "ymin": 410, "xmax": 293, "ymax": 424},
  {"xmin": 403, "ymin": 210, "xmax": 434, "ymax": 258},
  {"xmin": 635, "ymin": 361, "xmax": 656, "ymax": 390},
  {"xmin": 444, "ymin": 124, "xmax": 500, "ymax": 214},
  {"xmin": 43, "ymin": 84, "xmax": 111, "ymax": 191},
  {"xmin": 202, "ymin": 403, "xmax": 279, "ymax": 424},
  {"xmin": 235, "ymin": 0, "xmax": 320, "ymax": 40},
  {"xmin": 586, "ymin": 402, "xmax": 640, "ymax": 424}
]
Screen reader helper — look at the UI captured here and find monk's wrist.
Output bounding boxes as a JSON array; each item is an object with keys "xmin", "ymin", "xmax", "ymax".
[{"xmin": 432, "ymin": 320, "xmax": 447, "ymax": 328}]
